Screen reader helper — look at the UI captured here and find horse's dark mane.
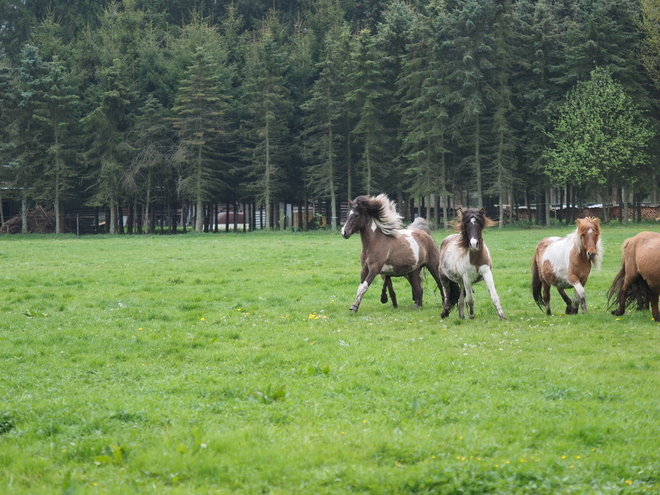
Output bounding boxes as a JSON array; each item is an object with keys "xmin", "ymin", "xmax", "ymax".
[{"xmin": 354, "ymin": 194, "xmax": 403, "ymax": 236}]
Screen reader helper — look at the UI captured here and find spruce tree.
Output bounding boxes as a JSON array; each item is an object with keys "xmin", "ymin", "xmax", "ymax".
[
  {"xmin": 172, "ymin": 46, "xmax": 231, "ymax": 233},
  {"xmin": 347, "ymin": 29, "xmax": 391, "ymax": 196},
  {"xmin": 240, "ymin": 21, "xmax": 293, "ymax": 229},
  {"xmin": 436, "ymin": 0, "xmax": 496, "ymax": 208},
  {"xmin": 301, "ymin": 34, "xmax": 344, "ymax": 232}
]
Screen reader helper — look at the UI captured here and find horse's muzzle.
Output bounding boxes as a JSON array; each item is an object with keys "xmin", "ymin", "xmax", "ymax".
[
  {"xmin": 587, "ymin": 251, "xmax": 596, "ymax": 261},
  {"xmin": 341, "ymin": 228, "xmax": 351, "ymax": 239}
]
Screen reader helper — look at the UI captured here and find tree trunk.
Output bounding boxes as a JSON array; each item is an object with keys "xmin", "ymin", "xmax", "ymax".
[
  {"xmin": 475, "ymin": 116, "xmax": 483, "ymax": 208},
  {"xmin": 21, "ymin": 196, "xmax": 28, "ymax": 234}
]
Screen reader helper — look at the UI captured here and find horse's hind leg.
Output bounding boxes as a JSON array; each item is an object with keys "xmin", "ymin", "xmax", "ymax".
[
  {"xmin": 380, "ymin": 276, "xmax": 398, "ymax": 308},
  {"xmin": 458, "ymin": 287, "xmax": 467, "ymax": 319},
  {"xmin": 650, "ymin": 293, "xmax": 660, "ymax": 322},
  {"xmin": 557, "ymin": 288, "xmax": 574, "ymax": 315},
  {"xmin": 542, "ymin": 283, "xmax": 552, "ymax": 316},
  {"xmin": 407, "ymin": 270, "xmax": 424, "ymax": 309}
]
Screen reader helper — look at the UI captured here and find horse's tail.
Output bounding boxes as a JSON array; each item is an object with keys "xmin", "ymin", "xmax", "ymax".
[
  {"xmin": 408, "ymin": 217, "xmax": 430, "ymax": 234},
  {"xmin": 607, "ymin": 264, "xmax": 652, "ymax": 312},
  {"xmin": 445, "ymin": 279, "xmax": 461, "ymax": 312},
  {"xmin": 531, "ymin": 256, "xmax": 545, "ymax": 310}
]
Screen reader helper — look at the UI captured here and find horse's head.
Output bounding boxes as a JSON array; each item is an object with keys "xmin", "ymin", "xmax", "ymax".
[
  {"xmin": 577, "ymin": 217, "xmax": 601, "ymax": 263},
  {"xmin": 341, "ymin": 194, "xmax": 403, "ymax": 239},
  {"xmin": 341, "ymin": 196, "xmax": 369, "ymax": 239},
  {"xmin": 457, "ymin": 208, "xmax": 496, "ymax": 252}
]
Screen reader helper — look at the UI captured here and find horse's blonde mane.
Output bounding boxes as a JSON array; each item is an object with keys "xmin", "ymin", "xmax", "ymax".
[{"xmin": 368, "ymin": 194, "xmax": 403, "ymax": 236}]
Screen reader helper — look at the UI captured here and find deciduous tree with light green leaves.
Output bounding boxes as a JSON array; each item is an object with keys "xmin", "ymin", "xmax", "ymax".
[{"xmin": 545, "ymin": 68, "xmax": 653, "ymax": 221}]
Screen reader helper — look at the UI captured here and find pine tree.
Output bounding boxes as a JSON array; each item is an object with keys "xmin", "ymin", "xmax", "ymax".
[
  {"xmin": 80, "ymin": 61, "xmax": 136, "ymax": 234},
  {"xmin": 488, "ymin": 0, "xmax": 517, "ymax": 226},
  {"xmin": 127, "ymin": 95, "xmax": 175, "ymax": 233},
  {"xmin": 240, "ymin": 21, "xmax": 293, "ymax": 229},
  {"xmin": 347, "ymin": 29, "xmax": 391, "ymax": 196},
  {"xmin": 301, "ymin": 34, "xmax": 344, "ymax": 232},
  {"xmin": 33, "ymin": 56, "xmax": 79, "ymax": 233},
  {"xmin": 436, "ymin": 0, "xmax": 496, "ymax": 208},
  {"xmin": 12, "ymin": 45, "xmax": 48, "ymax": 233},
  {"xmin": 396, "ymin": 12, "xmax": 449, "ymax": 226},
  {"xmin": 172, "ymin": 46, "xmax": 231, "ymax": 232}
]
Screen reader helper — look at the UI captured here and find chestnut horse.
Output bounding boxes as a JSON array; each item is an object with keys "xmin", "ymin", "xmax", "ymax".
[
  {"xmin": 531, "ymin": 217, "xmax": 602, "ymax": 315},
  {"xmin": 438, "ymin": 208, "xmax": 506, "ymax": 320},
  {"xmin": 607, "ymin": 231, "xmax": 660, "ymax": 322},
  {"xmin": 341, "ymin": 194, "xmax": 442, "ymax": 312}
]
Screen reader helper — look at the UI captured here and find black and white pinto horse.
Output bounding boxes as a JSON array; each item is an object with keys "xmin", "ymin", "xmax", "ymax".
[
  {"xmin": 439, "ymin": 208, "xmax": 507, "ymax": 320},
  {"xmin": 341, "ymin": 194, "xmax": 443, "ymax": 312}
]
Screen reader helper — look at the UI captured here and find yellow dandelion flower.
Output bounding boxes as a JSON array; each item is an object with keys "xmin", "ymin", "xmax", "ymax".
[
  {"xmin": 200, "ymin": 317, "xmax": 205, "ymax": 321},
  {"xmin": 625, "ymin": 480, "xmax": 633, "ymax": 485}
]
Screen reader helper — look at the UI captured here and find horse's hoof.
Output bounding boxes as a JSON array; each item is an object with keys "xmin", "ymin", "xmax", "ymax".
[
  {"xmin": 380, "ymin": 294, "xmax": 388, "ymax": 304},
  {"xmin": 440, "ymin": 310, "xmax": 449, "ymax": 318},
  {"xmin": 499, "ymin": 314, "xmax": 508, "ymax": 321},
  {"xmin": 350, "ymin": 306, "xmax": 358, "ymax": 313}
]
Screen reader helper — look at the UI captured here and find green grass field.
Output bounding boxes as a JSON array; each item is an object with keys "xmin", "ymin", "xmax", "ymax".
[{"xmin": 1, "ymin": 224, "xmax": 659, "ymax": 494}]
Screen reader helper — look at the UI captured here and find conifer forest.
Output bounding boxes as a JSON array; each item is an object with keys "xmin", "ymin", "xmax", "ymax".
[{"xmin": 0, "ymin": 0, "xmax": 659, "ymax": 233}]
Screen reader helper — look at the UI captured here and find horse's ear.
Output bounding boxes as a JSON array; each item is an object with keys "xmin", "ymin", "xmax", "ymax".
[
  {"xmin": 457, "ymin": 208, "xmax": 464, "ymax": 217},
  {"xmin": 479, "ymin": 207, "xmax": 486, "ymax": 214},
  {"xmin": 348, "ymin": 199, "xmax": 353, "ymax": 207}
]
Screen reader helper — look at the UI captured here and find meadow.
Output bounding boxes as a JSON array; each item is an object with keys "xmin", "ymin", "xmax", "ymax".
[{"xmin": 0, "ymin": 223, "xmax": 659, "ymax": 494}]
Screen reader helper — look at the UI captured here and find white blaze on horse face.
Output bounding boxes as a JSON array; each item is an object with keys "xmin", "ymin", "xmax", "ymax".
[
  {"xmin": 468, "ymin": 218, "xmax": 479, "ymax": 251},
  {"xmin": 341, "ymin": 210, "xmax": 354, "ymax": 237}
]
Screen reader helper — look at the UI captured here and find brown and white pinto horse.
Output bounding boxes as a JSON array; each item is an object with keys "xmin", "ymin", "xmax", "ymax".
[
  {"xmin": 341, "ymin": 194, "xmax": 443, "ymax": 312},
  {"xmin": 531, "ymin": 217, "xmax": 602, "ymax": 315},
  {"xmin": 607, "ymin": 231, "xmax": 660, "ymax": 322},
  {"xmin": 438, "ymin": 208, "xmax": 506, "ymax": 320},
  {"xmin": 380, "ymin": 217, "xmax": 432, "ymax": 308}
]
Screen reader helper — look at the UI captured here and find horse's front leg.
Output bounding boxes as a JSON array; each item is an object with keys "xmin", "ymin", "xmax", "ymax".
[
  {"xmin": 570, "ymin": 281, "xmax": 587, "ymax": 314},
  {"xmin": 479, "ymin": 266, "xmax": 507, "ymax": 320},
  {"xmin": 458, "ymin": 284, "xmax": 469, "ymax": 319},
  {"xmin": 350, "ymin": 264, "xmax": 381, "ymax": 312}
]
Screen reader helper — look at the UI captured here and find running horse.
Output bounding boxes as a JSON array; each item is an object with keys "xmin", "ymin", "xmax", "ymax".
[
  {"xmin": 380, "ymin": 217, "xmax": 432, "ymax": 308},
  {"xmin": 531, "ymin": 217, "xmax": 602, "ymax": 315},
  {"xmin": 607, "ymin": 231, "xmax": 660, "ymax": 322},
  {"xmin": 340, "ymin": 194, "xmax": 443, "ymax": 312},
  {"xmin": 438, "ymin": 208, "xmax": 506, "ymax": 320}
]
